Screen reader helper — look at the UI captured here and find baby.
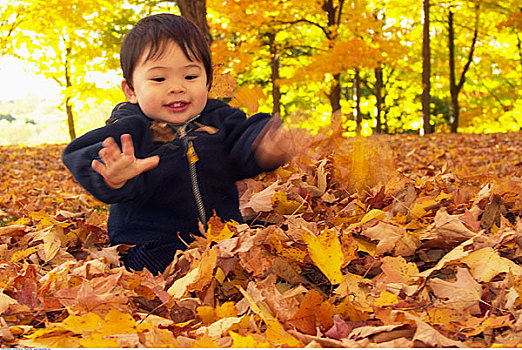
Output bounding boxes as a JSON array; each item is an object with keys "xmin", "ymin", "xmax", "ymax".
[{"xmin": 62, "ymin": 13, "xmax": 289, "ymax": 274}]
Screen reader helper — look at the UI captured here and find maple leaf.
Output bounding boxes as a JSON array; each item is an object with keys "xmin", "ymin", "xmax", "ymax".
[
  {"xmin": 230, "ymin": 85, "xmax": 266, "ymax": 114},
  {"xmin": 302, "ymin": 228, "xmax": 344, "ymax": 284},
  {"xmin": 404, "ymin": 312, "xmax": 465, "ymax": 347},
  {"xmin": 167, "ymin": 246, "xmax": 218, "ymax": 298},
  {"xmin": 460, "ymin": 247, "xmax": 522, "ymax": 282},
  {"xmin": 362, "ymin": 221, "xmax": 418, "ymax": 256},
  {"xmin": 427, "ymin": 267, "xmax": 482, "ymax": 314},
  {"xmin": 288, "ymin": 289, "xmax": 323, "ymax": 335}
]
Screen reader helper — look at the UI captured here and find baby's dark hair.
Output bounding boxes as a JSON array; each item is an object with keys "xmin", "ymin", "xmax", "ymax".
[{"xmin": 120, "ymin": 13, "xmax": 212, "ymax": 90}]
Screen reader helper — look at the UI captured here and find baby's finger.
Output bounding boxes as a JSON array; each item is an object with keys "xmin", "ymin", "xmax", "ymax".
[
  {"xmin": 98, "ymin": 147, "xmax": 110, "ymax": 165},
  {"xmin": 120, "ymin": 134, "xmax": 135, "ymax": 157},
  {"xmin": 102, "ymin": 137, "xmax": 119, "ymax": 151},
  {"xmin": 91, "ymin": 159, "xmax": 106, "ymax": 176}
]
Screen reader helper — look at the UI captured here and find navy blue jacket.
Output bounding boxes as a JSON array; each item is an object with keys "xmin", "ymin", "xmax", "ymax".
[{"xmin": 62, "ymin": 99, "xmax": 275, "ymax": 246}]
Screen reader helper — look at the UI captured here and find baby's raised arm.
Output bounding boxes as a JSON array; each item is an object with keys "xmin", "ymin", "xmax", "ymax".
[
  {"xmin": 91, "ymin": 134, "xmax": 159, "ymax": 189},
  {"xmin": 253, "ymin": 114, "xmax": 293, "ymax": 169}
]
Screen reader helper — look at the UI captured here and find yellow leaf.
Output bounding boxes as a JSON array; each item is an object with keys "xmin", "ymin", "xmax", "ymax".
[
  {"xmin": 410, "ymin": 199, "xmax": 438, "ymax": 219},
  {"xmin": 302, "ymin": 229, "xmax": 344, "ymax": 284},
  {"xmin": 197, "ymin": 306, "xmax": 217, "ymax": 325},
  {"xmin": 76, "ymin": 332, "xmax": 120, "ymax": 348},
  {"xmin": 272, "ymin": 191, "xmax": 304, "ymax": 215},
  {"xmin": 101, "ymin": 308, "xmax": 137, "ymax": 335},
  {"xmin": 207, "ymin": 220, "xmax": 237, "ymax": 244},
  {"xmin": 374, "ymin": 290, "xmax": 399, "ymax": 307},
  {"xmin": 11, "ymin": 246, "xmax": 38, "ymax": 262},
  {"xmin": 362, "ymin": 209, "xmax": 385, "ymax": 223},
  {"xmin": 216, "ymin": 301, "xmax": 238, "ymax": 318},
  {"xmin": 29, "ymin": 210, "xmax": 70, "ymax": 228},
  {"xmin": 270, "ymin": 232, "xmax": 307, "ymax": 272},
  {"xmin": 190, "ymin": 246, "xmax": 218, "ymax": 291},
  {"xmin": 355, "ymin": 237, "xmax": 376, "ymax": 257},
  {"xmin": 230, "ymin": 331, "xmax": 271, "ymax": 348},
  {"xmin": 230, "ymin": 85, "xmax": 266, "ymax": 114},
  {"xmin": 334, "ymin": 272, "xmax": 374, "ymax": 310},
  {"xmin": 192, "ymin": 335, "xmax": 220, "ymax": 347},
  {"xmin": 19, "ymin": 334, "xmax": 81, "ymax": 348},
  {"xmin": 215, "ymin": 267, "xmax": 226, "ymax": 284},
  {"xmin": 264, "ymin": 319, "xmax": 302, "ymax": 347},
  {"xmin": 61, "ymin": 312, "xmax": 104, "ymax": 333}
]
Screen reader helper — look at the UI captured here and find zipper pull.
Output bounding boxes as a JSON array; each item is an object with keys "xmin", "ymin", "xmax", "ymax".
[
  {"xmin": 178, "ymin": 125, "xmax": 186, "ymax": 138},
  {"xmin": 186, "ymin": 141, "xmax": 199, "ymax": 163}
]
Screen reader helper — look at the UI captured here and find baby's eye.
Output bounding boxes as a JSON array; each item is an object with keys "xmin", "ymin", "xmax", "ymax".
[
  {"xmin": 151, "ymin": 77, "xmax": 165, "ymax": 82},
  {"xmin": 185, "ymin": 75, "xmax": 198, "ymax": 80}
]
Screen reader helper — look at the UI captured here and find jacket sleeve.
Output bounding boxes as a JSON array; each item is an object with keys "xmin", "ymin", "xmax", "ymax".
[
  {"xmin": 61, "ymin": 103, "xmax": 153, "ymax": 204},
  {"xmin": 218, "ymin": 104, "xmax": 281, "ymax": 180}
]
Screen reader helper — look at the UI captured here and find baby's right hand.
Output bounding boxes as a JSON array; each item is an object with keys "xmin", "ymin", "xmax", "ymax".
[{"xmin": 91, "ymin": 134, "xmax": 160, "ymax": 189}]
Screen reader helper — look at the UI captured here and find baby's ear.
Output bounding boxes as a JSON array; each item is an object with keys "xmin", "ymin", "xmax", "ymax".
[{"xmin": 122, "ymin": 80, "xmax": 138, "ymax": 103}]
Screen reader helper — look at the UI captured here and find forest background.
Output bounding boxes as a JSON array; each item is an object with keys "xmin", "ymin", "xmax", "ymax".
[{"xmin": 0, "ymin": 0, "xmax": 521, "ymax": 145}]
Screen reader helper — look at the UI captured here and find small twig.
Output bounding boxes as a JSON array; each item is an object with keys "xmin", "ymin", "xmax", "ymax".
[
  {"xmin": 177, "ymin": 232, "xmax": 190, "ymax": 248},
  {"xmin": 362, "ymin": 258, "xmax": 377, "ymax": 279}
]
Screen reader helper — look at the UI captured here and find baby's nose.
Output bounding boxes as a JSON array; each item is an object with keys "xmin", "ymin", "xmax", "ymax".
[{"xmin": 169, "ymin": 83, "xmax": 186, "ymax": 93}]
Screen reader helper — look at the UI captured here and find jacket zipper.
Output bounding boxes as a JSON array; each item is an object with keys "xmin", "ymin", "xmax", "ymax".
[{"xmin": 178, "ymin": 124, "xmax": 207, "ymax": 229}]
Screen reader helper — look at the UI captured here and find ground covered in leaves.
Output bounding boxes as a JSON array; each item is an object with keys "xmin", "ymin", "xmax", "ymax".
[{"xmin": 0, "ymin": 131, "xmax": 521, "ymax": 347}]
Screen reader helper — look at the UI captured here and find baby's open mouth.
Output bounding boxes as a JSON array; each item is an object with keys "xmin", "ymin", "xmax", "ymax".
[{"xmin": 167, "ymin": 102, "xmax": 188, "ymax": 108}]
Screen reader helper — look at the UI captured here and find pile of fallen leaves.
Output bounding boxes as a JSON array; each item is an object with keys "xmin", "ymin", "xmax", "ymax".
[{"xmin": 0, "ymin": 131, "xmax": 521, "ymax": 347}]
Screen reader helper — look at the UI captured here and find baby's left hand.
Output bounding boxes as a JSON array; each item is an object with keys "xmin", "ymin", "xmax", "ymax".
[{"xmin": 253, "ymin": 114, "xmax": 293, "ymax": 168}]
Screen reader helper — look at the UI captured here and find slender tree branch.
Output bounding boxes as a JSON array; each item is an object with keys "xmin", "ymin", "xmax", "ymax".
[
  {"xmin": 457, "ymin": 3, "xmax": 479, "ymax": 92},
  {"xmin": 273, "ymin": 19, "xmax": 331, "ymax": 39},
  {"xmin": 336, "ymin": 0, "xmax": 345, "ymax": 27}
]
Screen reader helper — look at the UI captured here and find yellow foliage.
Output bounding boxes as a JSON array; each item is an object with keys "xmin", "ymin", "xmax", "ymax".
[
  {"xmin": 374, "ymin": 290, "xmax": 399, "ymax": 307},
  {"xmin": 272, "ymin": 191, "xmax": 304, "ymax": 215},
  {"xmin": 302, "ymin": 229, "xmax": 344, "ymax": 284},
  {"xmin": 230, "ymin": 331, "xmax": 271, "ymax": 348},
  {"xmin": 230, "ymin": 85, "xmax": 266, "ymax": 114}
]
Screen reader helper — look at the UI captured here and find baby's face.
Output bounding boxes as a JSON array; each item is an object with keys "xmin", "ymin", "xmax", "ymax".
[{"xmin": 123, "ymin": 41, "xmax": 208, "ymax": 124}]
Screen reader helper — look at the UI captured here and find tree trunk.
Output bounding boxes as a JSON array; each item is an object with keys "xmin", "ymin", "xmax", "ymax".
[
  {"xmin": 321, "ymin": 0, "xmax": 345, "ymax": 129},
  {"xmin": 448, "ymin": 5, "xmax": 479, "ymax": 133},
  {"xmin": 448, "ymin": 9, "xmax": 459, "ymax": 133},
  {"xmin": 374, "ymin": 66, "xmax": 383, "ymax": 134},
  {"xmin": 328, "ymin": 73, "xmax": 342, "ymax": 133},
  {"xmin": 354, "ymin": 68, "xmax": 362, "ymax": 136},
  {"xmin": 177, "ymin": 0, "xmax": 212, "ymax": 46},
  {"xmin": 421, "ymin": 0, "xmax": 432, "ymax": 135},
  {"xmin": 268, "ymin": 33, "xmax": 281, "ymax": 116},
  {"xmin": 65, "ymin": 47, "xmax": 76, "ymax": 140},
  {"xmin": 66, "ymin": 97, "xmax": 76, "ymax": 141}
]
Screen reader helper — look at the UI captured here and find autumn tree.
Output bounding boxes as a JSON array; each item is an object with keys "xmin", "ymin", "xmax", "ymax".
[
  {"xmin": 447, "ymin": 1, "xmax": 479, "ymax": 133},
  {"xmin": 12, "ymin": 0, "xmax": 125, "ymax": 141},
  {"xmin": 208, "ymin": 0, "xmax": 312, "ymax": 117},
  {"xmin": 0, "ymin": 0, "xmax": 25, "ymax": 57}
]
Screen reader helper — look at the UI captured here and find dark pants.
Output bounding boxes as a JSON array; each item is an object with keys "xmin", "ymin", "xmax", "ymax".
[{"xmin": 120, "ymin": 241, "xmax": 187, "ymax": 275}]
